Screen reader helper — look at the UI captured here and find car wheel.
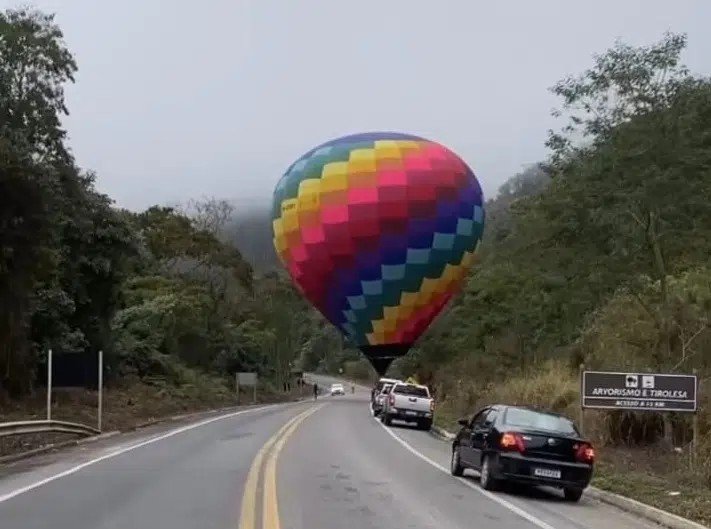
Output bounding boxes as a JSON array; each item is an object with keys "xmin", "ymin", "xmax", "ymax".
[
  {"xmin": 418, "ymin": 419, "xmax": 432, "ymax": 431},
  {"xmin": 450, "ymin": 446, "xmax": 464, "ymax": 476},
  {"xmin": 564, "ymin": 487, "xmax": 584, "ymax": 502},
  {"xmin": 479, "ymin": 455, "xmax": 499, "ymax": 491},
  {"xmin": 383, "ymin": 413, "xmax": 393, "ymax": 426}
]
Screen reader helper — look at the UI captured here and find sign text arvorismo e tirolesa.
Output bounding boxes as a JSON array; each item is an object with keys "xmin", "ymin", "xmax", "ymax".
[{"xmin": 590, "ymin": 388, "xmax": 689, "ymax": 398}]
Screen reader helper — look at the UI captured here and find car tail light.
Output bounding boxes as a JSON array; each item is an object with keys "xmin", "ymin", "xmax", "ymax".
[
  {"xmin": 500, "ymin": 432, "xmax": 526, "ymax": 453},
  {"xmin": 430, "ymin": 400, "xmax": 435, "ymax": 412},
  {"xmin": 389, "ymin": 394, "xmax": 395, "ymax": 406},
  {"xmin": 575, "ymin": 442, "xmax": 595, "ymax": 464}
]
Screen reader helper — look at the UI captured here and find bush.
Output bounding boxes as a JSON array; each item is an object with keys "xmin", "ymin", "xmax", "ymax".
[{"xmin": 435, "ymin": 360, "xmax": 578, "ymax": 427}]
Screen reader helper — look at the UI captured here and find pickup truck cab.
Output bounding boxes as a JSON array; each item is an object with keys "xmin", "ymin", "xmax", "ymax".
[
  {"xmin": 380, "ymin": 382, "xmax": 434, "ymax": 430},
  {"xmin": 370, "ymin": 377, "xmax": 401, "ymax": 405},
  {"xmin": 372, "ymin": 383, "xmax": 394, "ymax": 416}
]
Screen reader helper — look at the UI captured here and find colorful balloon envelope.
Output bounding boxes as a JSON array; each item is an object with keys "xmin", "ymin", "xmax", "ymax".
[{"xmin": 272, "ymin": 132, "xmax": 485, "ymax": 375}]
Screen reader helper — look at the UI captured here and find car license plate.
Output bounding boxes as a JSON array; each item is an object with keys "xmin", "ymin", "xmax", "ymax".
[
  {"xmin": 533, "ymin": 468, "xmax": 561, "ymax": 479},
  {"xmin": 405, "ymin": 410, "xmax": 417, "ymax": 416}
]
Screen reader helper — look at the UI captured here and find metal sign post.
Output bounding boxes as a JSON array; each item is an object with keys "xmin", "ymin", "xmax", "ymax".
[
  {"xmin": 692, "ymin": 369, "xmax": 700, "ymax": 463},
  {"xmin": 97, "ymin": 350, "xmax": 103, "ymax": 432},
  {"xmin": 46, "ymin": 349, "xmax": 53, "ymax": 421},
  {"xmin": 578, "ymin": 364, "xmax": 585, "ymax": 436}
]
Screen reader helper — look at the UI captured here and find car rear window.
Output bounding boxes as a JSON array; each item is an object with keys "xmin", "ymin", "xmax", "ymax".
[
  {"xmin": 393, "ymin": 384, "xmax": 428, "ymax": 397},
  {"xmin": 503, "ymin": 408, "xmax": 577, "ymax": 435}
]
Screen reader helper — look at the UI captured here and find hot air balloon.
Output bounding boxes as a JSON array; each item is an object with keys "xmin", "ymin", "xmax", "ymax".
[{"xmin": 271, "ymin": 132, "xmax": 484, "ymax": 375}]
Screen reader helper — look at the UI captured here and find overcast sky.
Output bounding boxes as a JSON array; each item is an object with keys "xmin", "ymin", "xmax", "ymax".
[{"xmin": 5, "ymin": 1, "xmax": 711, "ymax": 211}]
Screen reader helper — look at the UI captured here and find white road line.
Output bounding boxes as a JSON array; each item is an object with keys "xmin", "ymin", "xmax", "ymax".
[
  {"xmin": 0, "ymin": 403, "xmax": 298, "ymax": 504},
  {"xmin": 374, "ymin": 415, "xmax": 558, "ymax": 529}
]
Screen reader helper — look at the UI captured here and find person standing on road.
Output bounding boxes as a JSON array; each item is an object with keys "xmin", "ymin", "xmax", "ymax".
[{"xmin": 313, "ymin": 383, "xmax": 319, "ymax": 400}]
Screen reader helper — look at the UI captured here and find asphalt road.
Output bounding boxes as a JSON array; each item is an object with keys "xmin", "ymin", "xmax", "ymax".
[{"xmin": 0, "ymin": 377, "xmax": 656, "ymax": 529}]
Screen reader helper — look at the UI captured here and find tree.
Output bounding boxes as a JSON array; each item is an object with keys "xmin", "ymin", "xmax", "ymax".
[
  {"xmin": 0, "ymin": 8, "xmax": 77, "ymax": 161},
  {"xmin": 547, "ymin": 32, "xmax": 690, "ymax": 164},
  {"xmin": 394, "ymin": 34, "xmax": 711, "ymax": 405},
  {"xmin": 0, "ymin": 139, "xmax": 55, "ymax": 394},
  {"xmin": 183, "ymin": 197, "xmax": 234, "ymax": 237},
  {"xmin": 0, "ymin": 7, "xmax": 81, "ymax": 394},
  {"xmin": 543, "ymin": 32, "xmax": 711, "ymax": 363}
]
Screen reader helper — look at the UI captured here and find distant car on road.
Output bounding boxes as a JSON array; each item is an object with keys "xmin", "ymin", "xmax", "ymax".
[
  {"xmin": 330, "ymin": 383, "xmax": 345, "ymax": 396},
  {"xmin": 450, "ymin": 405, "xmax": 594, "ymax": 502},
  {"xmin": 380, "ymin": 382, "xmax": 434, "ymax": 430}
]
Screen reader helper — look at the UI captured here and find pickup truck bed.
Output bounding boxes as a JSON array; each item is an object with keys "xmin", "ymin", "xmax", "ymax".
[{"xmin": 380, "ymin": 383, "xmax": 433, "ymax": 430}]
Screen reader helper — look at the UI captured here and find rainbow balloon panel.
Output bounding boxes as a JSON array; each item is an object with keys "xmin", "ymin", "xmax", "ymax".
[{"xmin": 272, "ymin": 132, "xmax": 484, "ymax": 372}]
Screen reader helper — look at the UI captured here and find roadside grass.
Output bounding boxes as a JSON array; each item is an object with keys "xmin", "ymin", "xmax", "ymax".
[
  {"xmin": 431, "ymin": 361, "xmax": 711, "ymax": 527},
  {"xmin": 0, "ymin": 371, "xmax": 303, "ymax": 458},
  {"xmin": 594, "ymin": 447, "xmax": 711, "ymax": 527}
]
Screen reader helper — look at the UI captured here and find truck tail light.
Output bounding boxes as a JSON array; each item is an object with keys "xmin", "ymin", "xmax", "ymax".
[
  {"xmin": 430, "ymin": 400, "xmax": 435, "ymax": 412},
  {"xmin": 389, "ymin": 394, "xmax": 395, "ymax": 406}
]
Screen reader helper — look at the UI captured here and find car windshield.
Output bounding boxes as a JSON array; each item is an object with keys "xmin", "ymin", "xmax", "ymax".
[
  {"xmin": 503, "ymin": 408, "xmax": 578, "ymax": 435},
  {"xmin": 393, "ymin": 384, "xmax": 428, "ymax": 397}
]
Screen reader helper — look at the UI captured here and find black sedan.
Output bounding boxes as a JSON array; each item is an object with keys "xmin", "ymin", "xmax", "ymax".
[{"xmin": 450, "ymin": 405, "xmax": 594, "ymax": 502}]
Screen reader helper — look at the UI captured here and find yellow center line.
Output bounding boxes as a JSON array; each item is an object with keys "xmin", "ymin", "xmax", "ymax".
[
  {"xmin": 237, "ymin": 405, "xmax": 322, "ymax": 529},
  {"xmin": 263, "ymin": 405, "xmax": 322, "ymax": 529}
]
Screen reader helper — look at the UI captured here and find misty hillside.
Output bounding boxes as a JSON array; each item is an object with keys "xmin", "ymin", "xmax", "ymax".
[
  {"xmin": 227, "ymin": 208, "xmax": 279, "ymax": 270},
  {"xmin": 226, "ymin": 165, "xmax": 550, "ymax": 272}
]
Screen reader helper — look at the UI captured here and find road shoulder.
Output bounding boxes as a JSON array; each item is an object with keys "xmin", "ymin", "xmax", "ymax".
[{"xmin": 430, "ymin": 425, "xmax": 706, "ymax": 529}]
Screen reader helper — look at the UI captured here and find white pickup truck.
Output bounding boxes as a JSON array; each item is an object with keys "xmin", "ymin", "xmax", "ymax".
[{"xmin": 380, "ymin": 382, "xmax": 434, "ymax": 430}]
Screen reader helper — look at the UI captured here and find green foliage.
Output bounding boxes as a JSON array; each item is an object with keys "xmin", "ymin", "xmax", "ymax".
[
  {"xmin": 401, "ymin": 34, "xmax": 711, "ymax": 460},
  {"xmin": 0, "ymin": 9, "xmax": 133, "ymax": 394},
  {"xmin": 0, "ymin": 8, "xmax": 76, "ymax": 161},
  {"xmin": 0, "ymin": 7, "xmax": 316, "ymax": 396},
  {"xmin": 579, "ymin": 267, "xmax": 711, "ymax": 373},
  {"xmin": 0, "ymin": 139, "xmax": 55, "ymax": 393},
  {"xmin": 547, "ymin": 32, "xmax": 690, "ymax": 162}
]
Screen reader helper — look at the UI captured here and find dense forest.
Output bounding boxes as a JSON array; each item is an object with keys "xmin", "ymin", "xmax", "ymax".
[
  {"xmin": 386, "ymin": 33, "xmax": 711, "ymax": 506},
  {"xmin": 0, "ymin": 8, "xmax": 323, "ymax": 400}
]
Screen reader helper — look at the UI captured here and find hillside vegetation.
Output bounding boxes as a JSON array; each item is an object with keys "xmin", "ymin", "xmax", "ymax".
[
  {"xmin": 0, "ymin": 9, "xmax": 315, "ymax": 408},
  {"xmin": 384, "ymin": 33, "xmax": 711, "ymax": 523}
]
